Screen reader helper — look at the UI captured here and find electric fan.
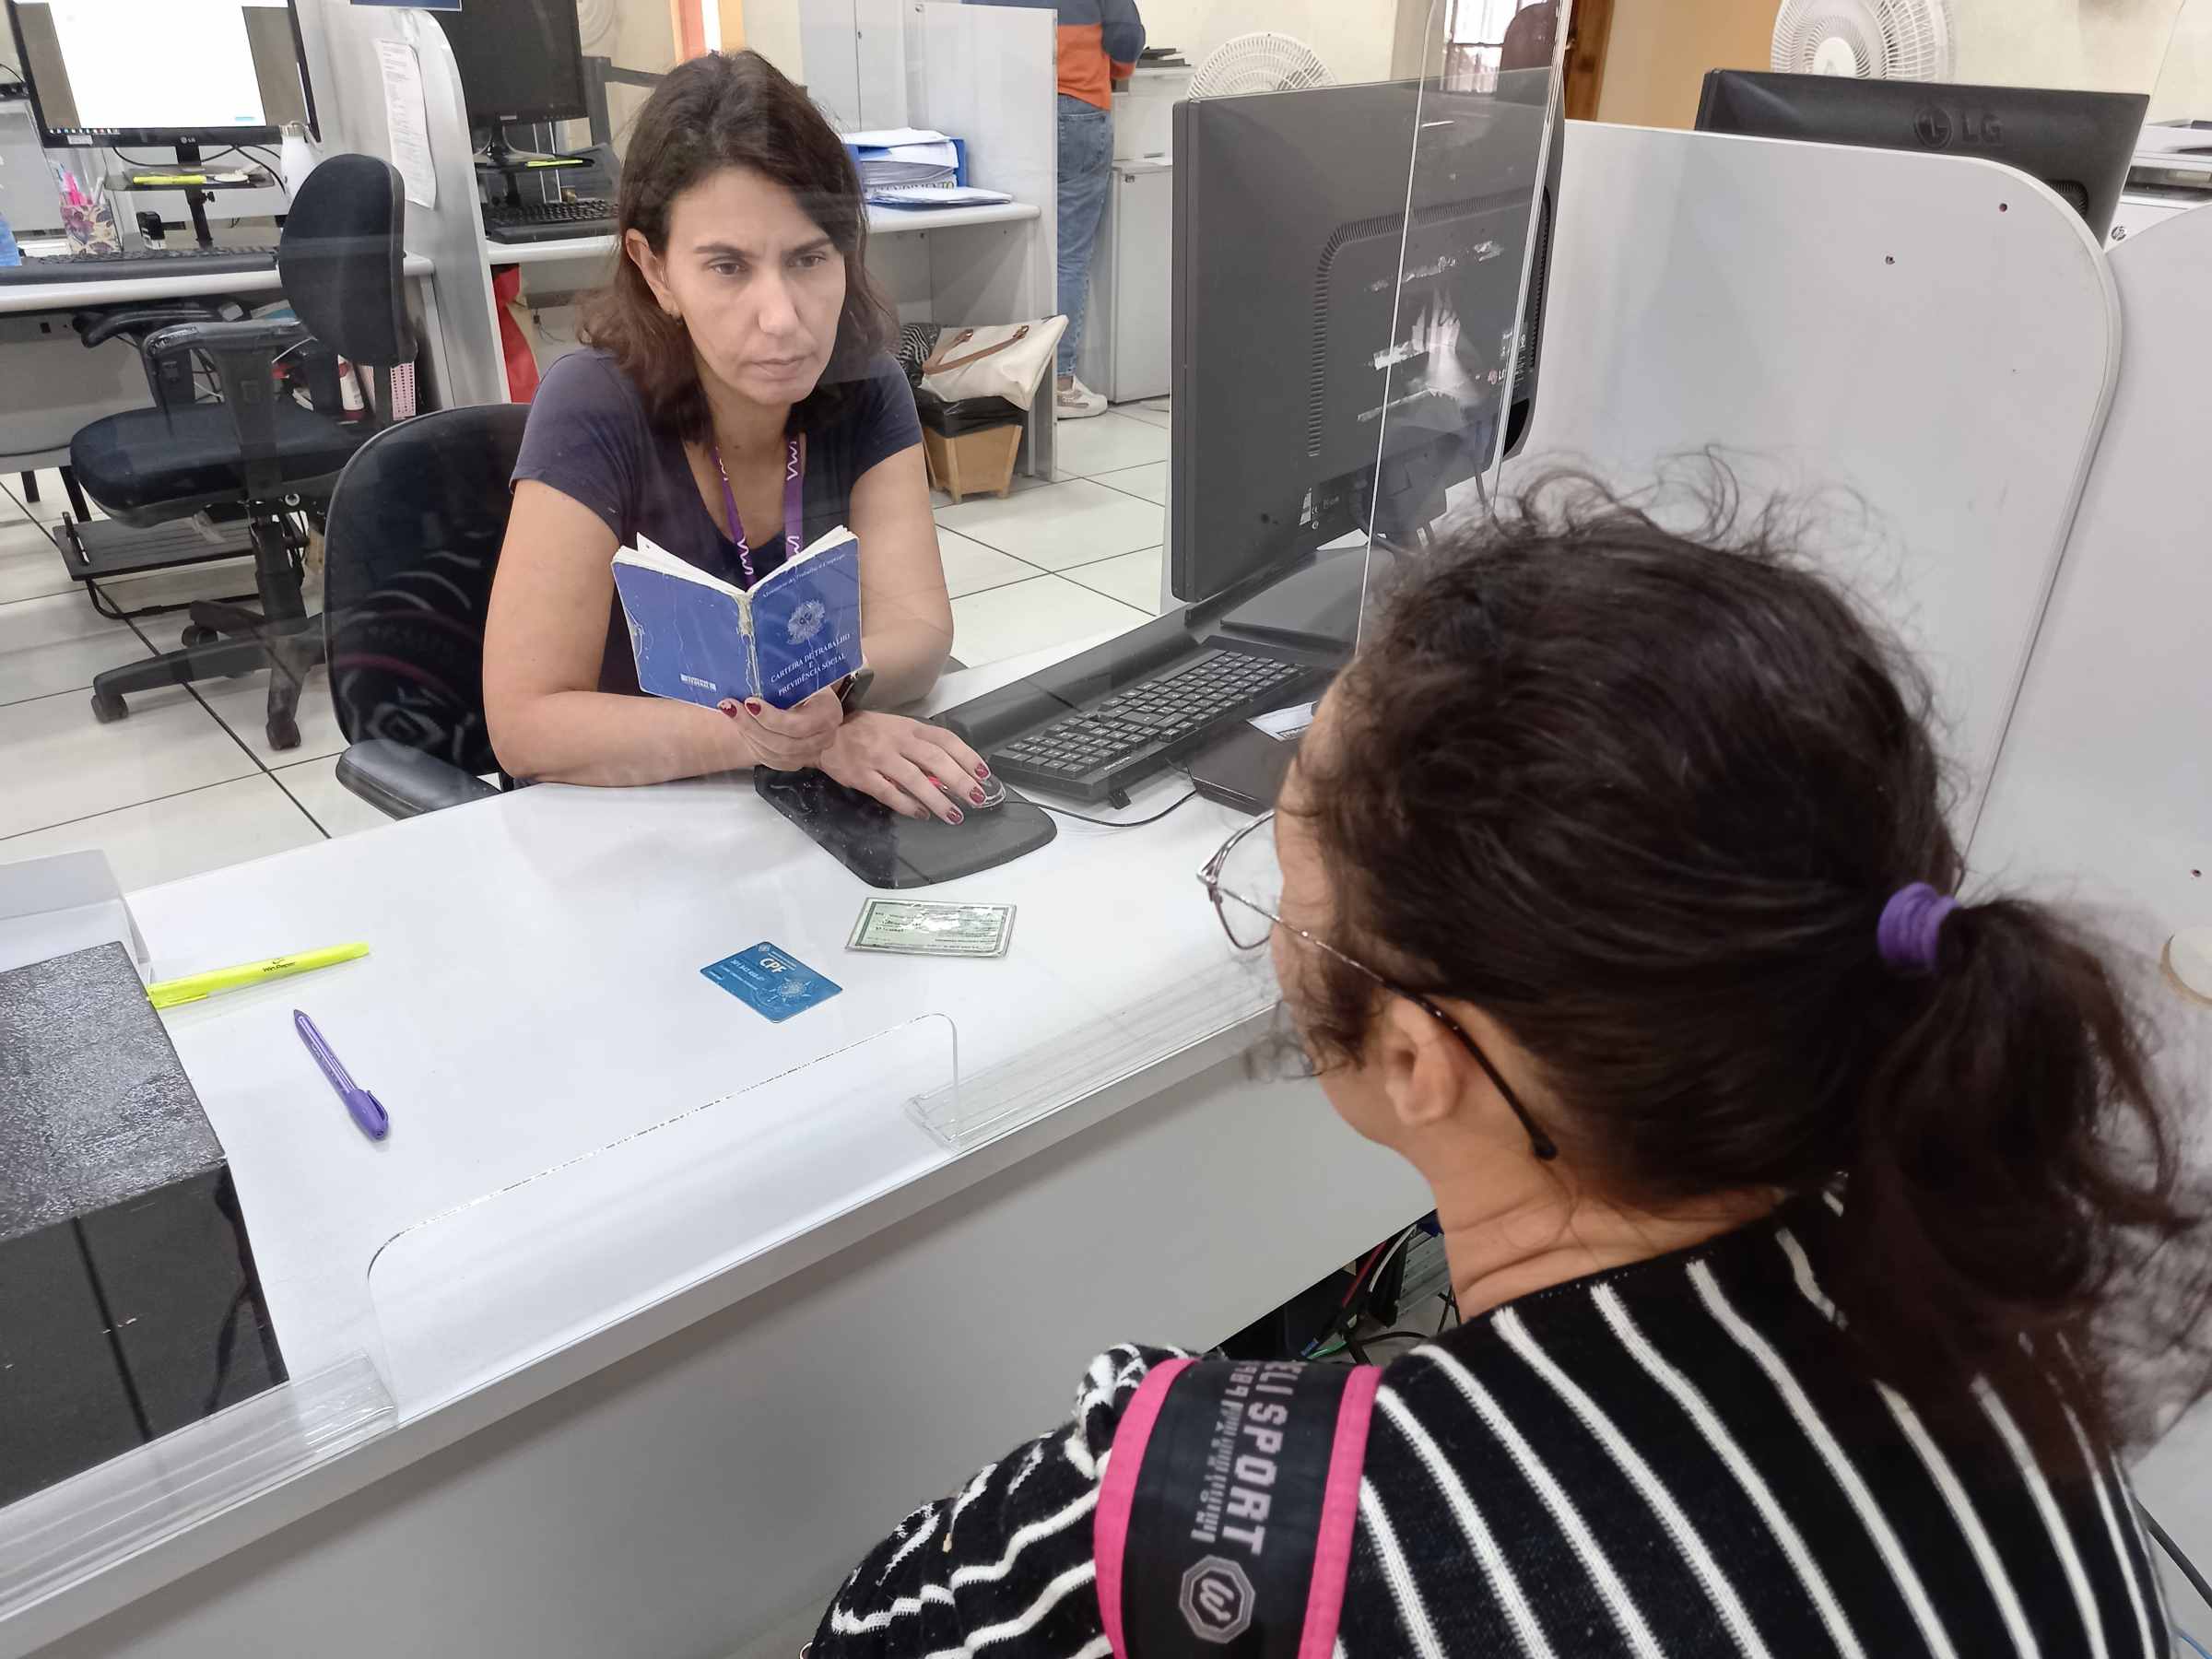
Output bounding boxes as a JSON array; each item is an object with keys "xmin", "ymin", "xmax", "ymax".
[
  {"xmin": 1188, "ymin": 32, "xmax": 1335, "ymax": 100},
  {"xmin": 576, "ymin": 0, "xmax": 618, "ymax": 53},
  {"xmin": 1771, "ymin": 0, "xmax": 1957, "ymax": 79}
]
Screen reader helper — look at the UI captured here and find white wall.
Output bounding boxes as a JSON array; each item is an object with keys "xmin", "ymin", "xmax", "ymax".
[
  {"xmin": 1952, "ymin": 0, "xmax": 2212, "ymax": 114},
  {"xmin": 743, "ymin": 0, "xmax": 807, "ymax": 81},
  {"xmin": 1134, "ymin": 0, "xmax": 1402, "ymax": 86}
]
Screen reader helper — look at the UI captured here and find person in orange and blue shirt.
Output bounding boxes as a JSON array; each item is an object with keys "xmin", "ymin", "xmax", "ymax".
[{"xmin": 972, "ymin": 0, "xmax": 1145, "ymax": 418}]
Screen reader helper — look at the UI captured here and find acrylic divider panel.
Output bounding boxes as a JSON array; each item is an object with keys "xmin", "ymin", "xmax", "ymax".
[
  {"xmin": 364, "ymin": 1017, "xmax": 957, "ymax": 1418},
  {"xmin": 899, "ymin": 788, "xmax": 1289, "ymax": 1149},
  {"xmin": 908, "ymin": 955, "xmax": 1280, "ymax": 1150},
  {"xmin": 1357, "ymin": 0, "xmax": 1564, "ymax": 648},
  {"xmin": 0, "ymin": 1354, "xmax": 394, "ymax": 1622}
]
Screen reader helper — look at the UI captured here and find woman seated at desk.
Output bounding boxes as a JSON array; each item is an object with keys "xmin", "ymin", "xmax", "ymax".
[
  {"xmin": 485, "ymin": 51, "xmax": 988, "ymax": 822},
  {"xmin": 809, "ymin": 487, "xmax": 2206, "ymax": 1656}
]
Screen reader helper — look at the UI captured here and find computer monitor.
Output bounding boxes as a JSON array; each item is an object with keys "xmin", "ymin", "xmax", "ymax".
[
  {"xmin": 432, "ymin": 0, "xmax": 588, "ymax": 132},
  {"xmin": 1169, "ymin": 75, "xmax": 1561, "ymax": 610},
  {"xmin": 5, "ymin": 0, "xmax": 315, "ymax": 148},
  {"xmin": 1695, "ymin": 71, "xmax": 2146, "ymax": 242}
]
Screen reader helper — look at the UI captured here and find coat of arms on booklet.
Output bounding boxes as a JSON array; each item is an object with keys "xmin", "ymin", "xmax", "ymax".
[{"xmin": 611, "ymin": 526, "xmax": 864, "ymax": 710}]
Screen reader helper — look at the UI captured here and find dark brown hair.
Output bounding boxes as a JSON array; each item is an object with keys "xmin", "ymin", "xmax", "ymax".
[
  {"xmin": 581, "ymin": 50, "xmax": 892, "ymax": 441},
  {"xmin": 1294, "ymin": 474, "xmax": 2212, "ymax": 1457}
]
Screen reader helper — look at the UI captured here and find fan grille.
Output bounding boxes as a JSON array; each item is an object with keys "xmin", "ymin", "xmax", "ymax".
[
  {"xmin": 1771, "ymin": 0, "xmax": 1955, "ymax": 80},
  {"xmin": 1190, "ymin": 32, "xmax": 1336, "ymax": 100}
]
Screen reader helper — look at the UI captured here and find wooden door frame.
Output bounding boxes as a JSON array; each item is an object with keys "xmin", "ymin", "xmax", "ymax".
[{"xmin": 1563, "ymin": 0, "xmax": 1614, "ymax": 121}]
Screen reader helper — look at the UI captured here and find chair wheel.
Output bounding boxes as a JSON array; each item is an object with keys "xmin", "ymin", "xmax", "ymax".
[
  {"xmin": 266, "ymin": 716, "xmax": 300, "ymax": 752},
  {"xmin": 90, "ymin": 690, "xmax": 128, "ymax": 724},
  {"xmin": 181, "ymin": 623, "xmax": 219, "ymax": 649}
]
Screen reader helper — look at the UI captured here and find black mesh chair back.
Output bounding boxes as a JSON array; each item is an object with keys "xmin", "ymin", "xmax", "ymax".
[
  {"xmin": 324, "ymin": 405, "xmax": 530, "ymax": 779},
  {"xmin": 279, "ymin": 154, "xmax": 418, "ymax": 369}
]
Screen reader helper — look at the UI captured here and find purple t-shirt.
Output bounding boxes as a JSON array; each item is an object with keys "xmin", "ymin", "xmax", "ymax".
[{"xmin": 510, "ymin": 347, "xmax": 923, "ymax": 694}]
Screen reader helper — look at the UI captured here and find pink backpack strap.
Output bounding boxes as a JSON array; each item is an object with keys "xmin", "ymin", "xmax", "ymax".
[{"xmin": 1095, "ymin": 1359, "xmax": 1382, "ymax": 1658}]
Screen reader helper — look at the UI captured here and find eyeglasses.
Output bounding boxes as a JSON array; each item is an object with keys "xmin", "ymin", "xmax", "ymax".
[{"xmin": 1198, "ymin": 812, "xmax": 1559, "ymax": 1161}]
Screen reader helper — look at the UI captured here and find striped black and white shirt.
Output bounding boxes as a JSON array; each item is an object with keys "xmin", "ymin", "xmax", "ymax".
[{"xmin": 812, "ymin": 1200, "xmax": 2170, "ymax": 1657}]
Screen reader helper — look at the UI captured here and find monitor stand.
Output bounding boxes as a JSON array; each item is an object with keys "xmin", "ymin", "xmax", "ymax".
[
  {"xmin": 103, "ymin": 144, "xmax": 275, "ymax": 250},
  {"xmin": 477, "ymin": 123, "xmax": 591, "ymax": 207},
  {"xmin": 1212, "ymin": 539, "xmax": 1403, "ymax": 655}
]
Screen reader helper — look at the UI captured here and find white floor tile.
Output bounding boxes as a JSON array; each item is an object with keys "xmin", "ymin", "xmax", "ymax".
[
  {"xmin": 1063, "ymin": 547, "xmax": 1166, "ymax": 614},
  {"xmin": 931, "ymin": 470, "xmax": 1051, "ymax": 511},
  {"xmin": 1092, "ymin": 463, "xmax": 1167, "ymax": 506},
  {"xmin": 0, "ymin": 518, "xmax": 74, "ymax": 606},
  {"xmin": 1053, "ymin": 412, "xmax": 1171, "ymax": 479},
  {"xmin": 0, "ymin": 589, "xmax": 153, "ymax": 706},
  {"xmin": 1118, "ymin": 404, "xmax": 1172, "ymax": 431},
  {"xmin": 950, "ymin": 575, "xmax": 1148, "ymax": 669},
  {"xmin": 276, "ymin": 754, "xmax": 399, "ymax": 840},
  {"xmin": 0, "ymin": 775, "xmax": 323, "ymax": 891},
  {"xmin": 197, "ymin": 663, "xmax": 347, "ymax": 767},
  {"xmin": 0, "ymin": 684, "xmax": 257, "ymax": 840},
  {"xmin": 935, "ymin": 528, "xmax": 1038, "ymax": 599},
  {"xmin": 935, "ymin": 478, "xmax": 1163, "ymax": 571}
]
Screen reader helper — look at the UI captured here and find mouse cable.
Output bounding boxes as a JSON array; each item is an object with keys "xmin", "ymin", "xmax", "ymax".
[
  {"xmin": 1040, "ymin": 788, "xmax": 1199, "ymax": 830},
  {"xmin": 2143, "ymin": 1502, "xmax": 2212, "ymax": 1614}
]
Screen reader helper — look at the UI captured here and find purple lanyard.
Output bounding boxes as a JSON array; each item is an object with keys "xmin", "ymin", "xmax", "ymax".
[{"xmin": 712, "ymin": 435, "xmax": 804, "ymax": 588}]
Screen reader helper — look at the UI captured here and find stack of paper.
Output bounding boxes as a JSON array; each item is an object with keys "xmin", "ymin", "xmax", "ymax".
[{"xmin": 843, "ymin": 128, "xmax": 961, "ymax": 196}]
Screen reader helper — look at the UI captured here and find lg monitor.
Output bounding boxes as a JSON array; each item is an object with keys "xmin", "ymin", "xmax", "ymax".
[
  {"xmin": 432, "ymin": 0, "xmax": 588, "ymax": 132},
  {"xmin": 1696, "ymin": 71, "xmax": 2146, "ymax": 242},
  {"xmin": 5, "ymin": 0, "xmax": 315, "ymax": 149},
  {"xmin": 1169, "ymin": 75, "xmax": 1561, "ymax": 615}
]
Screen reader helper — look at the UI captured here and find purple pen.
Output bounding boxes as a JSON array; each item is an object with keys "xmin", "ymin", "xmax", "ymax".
[{"xmin": 293, "ymin": 1009, "xmax": 389, "ymax": 1141}]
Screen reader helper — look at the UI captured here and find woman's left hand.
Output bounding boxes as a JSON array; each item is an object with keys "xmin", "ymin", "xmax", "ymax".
[{"xmin": 818, "ymin": 712, "xmax": 991, "ymax": 824}]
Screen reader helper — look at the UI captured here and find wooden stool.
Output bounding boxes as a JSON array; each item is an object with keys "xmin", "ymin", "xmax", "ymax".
[{"xmin": 923, "ymin": 423, "xmax": 1023, "ymax": 503}]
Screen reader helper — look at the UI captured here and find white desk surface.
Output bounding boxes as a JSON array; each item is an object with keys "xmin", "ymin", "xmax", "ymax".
[
  {"xmin": 483, "ymin": 202, "xmax": 1040, "ymax": 268},
  {"xmin": 132, "ymin": 636, "xmax": 1264, "ymax": 1418},
  {"xmin": 0, "ymin": 253, "xmax": 436, "ymax": 315}
]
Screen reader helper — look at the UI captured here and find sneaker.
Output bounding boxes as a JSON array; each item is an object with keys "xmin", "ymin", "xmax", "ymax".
[{"xmin": 1055, "ymin": 374, "xmax": 1107, "ymax": 418}]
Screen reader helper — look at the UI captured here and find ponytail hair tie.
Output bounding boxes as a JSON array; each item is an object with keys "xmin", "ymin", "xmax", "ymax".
[{"xmin": 1877, "ymin": 882, "xmax": 1958, "ymax": 976}]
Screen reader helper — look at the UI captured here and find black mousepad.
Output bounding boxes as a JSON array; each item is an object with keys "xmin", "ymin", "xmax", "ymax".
[{"xmin": 756, "ymin": 770, "xmax": 1057, "ymax": 889}]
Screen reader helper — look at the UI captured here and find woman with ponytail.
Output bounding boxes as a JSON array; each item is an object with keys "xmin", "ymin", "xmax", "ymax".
[{"xmin": 811, "ymin": 480, "xmax": 2210, "ymax": 1657}]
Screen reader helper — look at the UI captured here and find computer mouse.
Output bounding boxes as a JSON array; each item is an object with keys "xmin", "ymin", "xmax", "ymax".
[{"xmin": 928, "ymin": 772, "xmax": 1005, "ymax": 818}]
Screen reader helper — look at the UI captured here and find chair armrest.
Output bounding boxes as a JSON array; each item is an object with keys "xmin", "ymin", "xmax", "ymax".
[
  {"xmin": 142, "ymin": 317, "xmax": 311, "ymax": 360},
  {"xmin": 335, "ymin": 740, "xmax": 501, "ymax": 820},
  {"xmin": 77, "ymin": 304, "xmax": 228, "ymax": 350}
]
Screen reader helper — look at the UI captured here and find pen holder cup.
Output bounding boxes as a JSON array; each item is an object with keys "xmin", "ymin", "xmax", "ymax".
[{"xmin": 52, "ymin": 165, "xmax": 123, "ymax": 255}]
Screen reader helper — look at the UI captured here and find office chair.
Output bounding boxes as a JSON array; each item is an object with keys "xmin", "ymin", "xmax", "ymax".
[
  {"xmin": 324, "ymin": 404, "xmax": 528, "ymax": 819},
  {"xmin": 69, "ymin": 155, "xmax": 417, "ymax": 750}
]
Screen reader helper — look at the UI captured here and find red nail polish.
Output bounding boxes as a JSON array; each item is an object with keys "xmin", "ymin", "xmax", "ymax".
[
  {"xmin": 975, "ymin": 764, "xmax": 991, "ymax": 779},
  {"xmin": 971, "ymin": 788, "xmax": 985, "ymax": 805},
  {"xmin": 745, "ymin": 700, "xmax": 762, "ymax": 715},
  {"xmin": 947, "ymin": 809, "xmax": 963, "ymax": 824},
  {"xmin": 720, "ymin": 702, "xmax": 739, "ymax": 719}
]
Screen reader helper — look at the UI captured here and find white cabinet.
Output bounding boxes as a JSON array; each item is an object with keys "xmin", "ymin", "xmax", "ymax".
[{"xmin": 1077, "ymin": 158, "xmax": 1171, "ymax": 404}]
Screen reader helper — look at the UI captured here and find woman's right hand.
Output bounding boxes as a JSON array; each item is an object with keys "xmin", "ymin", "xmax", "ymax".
[{"xmin": 724, "ymin": 688, "xmax": 843, "ymax": 771}]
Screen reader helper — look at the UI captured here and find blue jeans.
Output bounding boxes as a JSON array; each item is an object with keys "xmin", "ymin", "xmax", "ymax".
[{"xmin": 1056, "ymin": 94, "xmax": 1114, "ymax": 379}]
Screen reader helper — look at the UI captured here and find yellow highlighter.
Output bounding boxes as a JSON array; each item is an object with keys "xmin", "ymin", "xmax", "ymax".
[{"xmin": 147, "ymin": 943, "xmax": 370, "ymax": 1009}]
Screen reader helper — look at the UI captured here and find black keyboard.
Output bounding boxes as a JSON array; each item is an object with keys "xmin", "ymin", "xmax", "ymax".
[
  {"xmin": 0, "ymin": 245, "xmax": 277, "ymax": 285},
  {"xmin": 987, "ymin": 647, "xmax": 1318, "ymax": 804},
  {"xmin": 482, "ymin": 197, "xmax": 616, "ymax": 243}
]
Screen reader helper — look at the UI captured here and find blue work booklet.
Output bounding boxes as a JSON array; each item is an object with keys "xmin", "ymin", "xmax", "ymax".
[{"xmin": 612, "ymin": 527, "xmax": 864, "ymax": 710}]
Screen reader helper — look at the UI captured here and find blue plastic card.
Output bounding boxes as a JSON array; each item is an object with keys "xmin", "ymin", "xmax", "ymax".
[{"xmin": 701, "ymin": 942, "xmax": 842, "ymax": 1022}]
